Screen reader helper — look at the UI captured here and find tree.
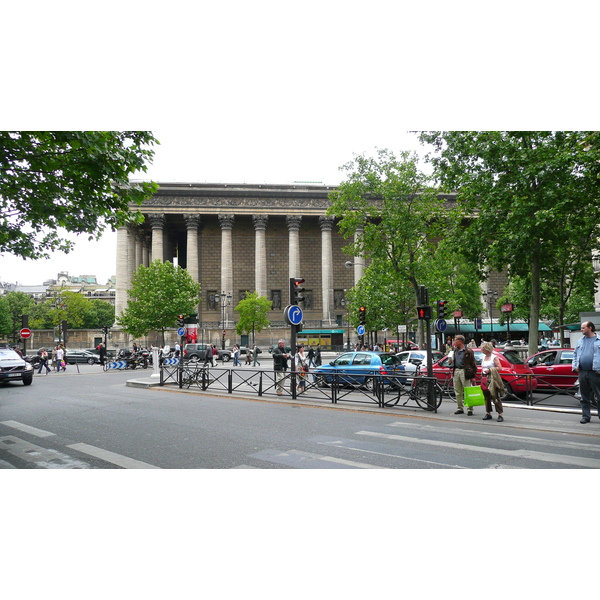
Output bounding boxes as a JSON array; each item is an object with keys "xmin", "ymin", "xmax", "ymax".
[
  {"xmin": 234, "ymin": 291, "xmax": 272, "ymax": 344},
  {"xmin": 327, "ymin": 149, "xmax": 465, "ymax": 346},
  {"xmin": 4, "ymin": 291, "xmax": 35, "ymax": 341},
  {"xmin": 0, "ymin": 131, "xmax": 158, "ymax": 259},
  {"xmin": 117, "ymin": 260, "xmax": 201, "ymax": 345},
  {"xmin": 419, "ymin": 131, "xmax": 600, "ymax": 356},
  {"xmin": 83, "ymin": 299, "xmax": 116, "ymax": 330},
  {"xmin": 0, "ymin": 296, "xmax": 12, "ymax": 338}
]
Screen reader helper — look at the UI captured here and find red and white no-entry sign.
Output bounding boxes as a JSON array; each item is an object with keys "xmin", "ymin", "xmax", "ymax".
[{"xmin": 20, "ymin": 328, "xmax": 32, "ymax": 338}]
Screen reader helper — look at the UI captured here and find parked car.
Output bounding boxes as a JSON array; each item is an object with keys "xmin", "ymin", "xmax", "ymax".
[
  {"xmin": 0, "ymin": 346, "xmax": 34, "ymax": 385},
  {"xmin": 313, "ymin": 351, "xmax": 406, "ymax": 391},
  {"xmin": 526, "ymin": 348, "xmax": 577, "ymax": 389},
  {"xmin": 183, "ymin": 343, "xmax": 231, "ymax": 362},
  {"xmin": 432, "ymin": 348, "xmax": 537, "ymax": 398},
  {"xmin": 395, "ymin": 350, "xmax": 444, "ymax": 378},
  {"xmin": 66, "ymin": 349, "xmax": 102, "ymax": 365}
]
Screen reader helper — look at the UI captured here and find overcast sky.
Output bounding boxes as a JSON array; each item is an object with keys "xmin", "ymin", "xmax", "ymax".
[{"xmin": 2, "ymin": 2, "xmax": 598, "ymax": 287}]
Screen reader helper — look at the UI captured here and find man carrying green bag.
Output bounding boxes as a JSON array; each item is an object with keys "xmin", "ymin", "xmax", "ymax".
[{"xmin": 449, "ymin": 335, "xmax": 478, "ymax": 416}]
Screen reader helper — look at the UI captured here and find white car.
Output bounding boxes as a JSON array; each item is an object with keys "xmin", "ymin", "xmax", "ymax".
[
  {"xmin": 0, "ymin": 347, "xmax": 34, "ymax": 385},
  {"xmin": 395, "ymin": 350, "xmax": 444, "ymax": 378}
]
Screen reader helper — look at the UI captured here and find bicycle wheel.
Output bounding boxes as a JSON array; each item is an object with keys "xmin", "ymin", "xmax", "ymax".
[
  {"xmin": 102, "ymin": 361, "xmax": 109, "ymax": 372},
  {"xmin": 413, "ymin": 380, "xmax": 443, "ymax": 410}
]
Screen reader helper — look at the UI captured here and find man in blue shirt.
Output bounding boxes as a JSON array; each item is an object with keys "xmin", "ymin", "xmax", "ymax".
[{"xmin": 572, "ymin": 321, "xmax": 600, "ymax": 424}]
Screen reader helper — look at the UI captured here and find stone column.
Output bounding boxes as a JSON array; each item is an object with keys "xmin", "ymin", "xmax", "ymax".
[
  {"xmin": 218, "ymin": 214, "xmax": 235, "ymax": 326},
  {"xmin": 134, "ymin": 227, "xmax": 143, "ymax": 272},
  {"xmin": 253, "ymin": 215, "xmax": 268, "ymax": 298},
  {"xmin": 149, "ymin": 214, "xmax": 165, "ymax": 263},
  {"xmin": 287, "ymin": 215, "xmax": 302, "ymax": 279},
  {"xmin": 354, "ymin": 225, "xmax": 365, "ymax": 285},
  {"xmin": 184, "ymin": 215, "xmax": 201, "ymax": 284},
  {"xmin": 142, "ymin": 233, "xmax": 150, "ymax": 268},
  {"xmin": 320, "ymin": 216, "xmax": 335, "ymax": 324},
  {"xmin": 127, "ymin": 224, "xmax": 136, "ymax": 288},
  {"xmin": 115, "ymin": 226, "xmax": 129, "ymax": 319}
]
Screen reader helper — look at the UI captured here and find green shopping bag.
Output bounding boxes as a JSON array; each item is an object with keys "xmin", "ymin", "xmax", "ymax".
[{"xmin": 464, "ymin": 385, "xmax": 486, "ymax": 407}]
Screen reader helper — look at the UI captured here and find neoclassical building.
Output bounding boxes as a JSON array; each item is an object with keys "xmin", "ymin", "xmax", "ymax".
[
  {"xmin": 115, "ymin": 183, "xmax": 369, "ymax": 346},
  {"xmin": 114, "ymin": 182, "xmax": 522, "ymax": 347}
]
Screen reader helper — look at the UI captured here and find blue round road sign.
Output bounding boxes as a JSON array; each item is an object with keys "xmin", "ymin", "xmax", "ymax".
[
  {"xmin": 435, "ymin": 319, "xmax": 447, "ymax": 332},
  {"xmin": 177, "ymin": 327, "xmax": 186, "ymax": 336},
  {"xmin": 285, "ymin": 305, "xmax": 304, "ymax": 326},
  {"xmin": 357, "ymin": 325, "xmax": 365, "ymax": 336}
]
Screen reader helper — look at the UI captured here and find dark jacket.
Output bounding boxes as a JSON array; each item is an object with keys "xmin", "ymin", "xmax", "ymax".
[
  {"xmin": 453, "ymin": 346, "xmax": 477, "ymax": 379},
  {"xmin": 272, "ymin": 346, "xmax": 289, "ymax": 371}
]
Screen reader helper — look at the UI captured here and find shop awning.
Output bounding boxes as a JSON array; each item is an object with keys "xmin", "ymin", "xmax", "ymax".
[{"xmin": 443, "ymin": 322, "xmax": 552, "ymax": 334}]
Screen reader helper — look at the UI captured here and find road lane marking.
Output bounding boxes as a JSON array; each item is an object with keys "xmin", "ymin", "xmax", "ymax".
[
  {"xmin": 387, "ymin": 421, "xmax": 600, "ymax": 452},
  {"xmin": 0, "ymin": 436, "xmax": 91, "ymax": 468},
  {"xmin": 356, "ymin": 431, "xmax": 600, "ymax": 468},
  {"xmin": 67, "ymin": 443, "xmax": 161, "ymax": 469},
  {"xmin": 249, "ymin": 448, "xmax": 384, "ymax": 468},
  {"xmin": 0, "ymin": 421, "xmax": 56, "ymax": 438}
]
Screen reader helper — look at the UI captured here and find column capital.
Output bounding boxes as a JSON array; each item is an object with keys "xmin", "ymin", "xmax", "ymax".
[
  {"xmin": 147, "ymin": 214, "xmax": 166, "ymax": 229},
  {"xmin": 218, "ymin": 214, "xmax": 235, "ymax": 230},
  {"xmin": 184, "ymin": 214, "xmax": 201, "ymax": 230},
  {"xmin": 252, "ymin": 214, "xmax": 269, "ymax": 230},
  {"xmin": 319, "ymin": 215, "xmax": 335, "ymax": 232},
  {"xmin": 286, "ymin": 215, "xmax": 302, "ymax": 231}
]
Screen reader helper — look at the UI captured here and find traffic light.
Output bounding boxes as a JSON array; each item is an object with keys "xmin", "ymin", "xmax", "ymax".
[
  {"xmin": 437, "ymin": 300, "xmax": 446, "ymax": 319},
  {"xmin": 359, "ymin": 306, "xmax": 366, "ymax": 325},
  {"xmin": 177, "ymin": 314, "xmax": 185, "ymax": 327},
  {"xmin": 187, "ymin": 313, "xmax": 199, "ymax": 324},
  {"xmin": 417, "ymin": 306, "xmax": 431, "ymax": 320},
  {"xmin": 21, "ymin": 314, "xmax": 29, "ymax": 328},
  {"xmin": 101, "ymin": 325, "xmax": 110, "ymax": 334},
  {"xmin": 290, "ymin": 277, "xmax": 305, "ymax": 305}
]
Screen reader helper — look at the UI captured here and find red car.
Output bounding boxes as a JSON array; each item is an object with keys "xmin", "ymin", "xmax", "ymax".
[
  {"xmin": 526, "ymin": 348, "xmax": 577, "ymax": 389},
  {"xmin": 432, "ymin": 348, "xmax": 537, "ymax": 398}
]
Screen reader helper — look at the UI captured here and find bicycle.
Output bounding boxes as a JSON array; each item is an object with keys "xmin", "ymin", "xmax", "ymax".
[{"xmin": 382, "ymin": 374, "xmax": 443, "ymax": 410}]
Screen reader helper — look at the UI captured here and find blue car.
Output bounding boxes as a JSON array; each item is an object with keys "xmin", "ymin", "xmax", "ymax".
[{"xmin": 314, "ymin": 351, "xmax": 406, "ymax": 390}]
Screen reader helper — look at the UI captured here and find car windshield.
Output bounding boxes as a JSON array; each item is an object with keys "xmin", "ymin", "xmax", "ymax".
[
  {"xmin": 501, "ymin": 350, "xmax": 525, "ymax": 365},
  {"xmin": 379, "ymin": 354, "xmax": 401, "ymax": 366}
]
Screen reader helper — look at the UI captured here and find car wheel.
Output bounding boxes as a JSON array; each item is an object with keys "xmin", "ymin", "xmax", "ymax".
[
  {"xmin": 87, "ymin": 357, "xmax": 96, "ymax": 365},
  {"xmin": 222, "ymin": 354, "xmax": 230, "ymax": 362},
  {"xmin": 363, "ymin": 377, "xmax": 374, "ymax": 392},
  {"xmin": 23, "ymin": 377, "xmax": 33, "ymax": 386},
  {"xmin": 501, "ymin": 382, "xmax": 514, "ymax": 401},
  {"xmin": 189, "ymin": 355, "xmax": 199, "ymax": 363},
  {"xmin": 316, "ymin": 375, "xmax": 328, "ymax": 388}
]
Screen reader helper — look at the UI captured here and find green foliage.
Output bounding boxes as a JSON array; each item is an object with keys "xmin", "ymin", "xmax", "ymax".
[
  {"xmin": 3, "ymin": 291, "xmax": 35, "ymax": 338},
  {"xmin": 234, "ymin": 291, "xmax": 272, "ymax": 341},
  {"xmin": 419, "ymin": 131, "xmax": 600, "ymax": 354},
  {"xmin": 0, "ymin": 296, "xmax": 12, "ymax": 337},
  {"xmin": 117, "ymin": 260, "xmax": 201, "ymax": 342},
  {"xmin": 328, "ymin": 149, "xmax": 481, "ymax": 344},
  {"xmin": 84, "ymin": 299, "xmax": 116, "ymax": 330},
  {"xmin": 0, "ymin": 131, "xmax": 158, "ymax": 258}
]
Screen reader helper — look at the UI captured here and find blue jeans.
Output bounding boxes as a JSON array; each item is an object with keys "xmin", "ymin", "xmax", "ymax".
[
  {"xmin": 233, "ymin": 355, "xmax": 240, "ymax": 366},
  {"xmin": 577, "ymin": 370, "xmax": 600, "ymax": 420}
]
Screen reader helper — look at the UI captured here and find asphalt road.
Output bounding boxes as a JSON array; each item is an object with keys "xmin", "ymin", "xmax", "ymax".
[{"xmin": 1, "ymin": 363, "xmax": 599, "ymax": 469}]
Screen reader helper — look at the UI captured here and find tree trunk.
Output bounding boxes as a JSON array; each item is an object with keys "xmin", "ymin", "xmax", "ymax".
[{"xmin": 529, "ymin": 253, "xmax": 541, "ymax": 356}]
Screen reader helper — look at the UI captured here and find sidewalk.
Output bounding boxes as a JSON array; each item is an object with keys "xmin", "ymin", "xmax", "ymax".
[{"xmin": 126, "ymin": 375, "xmax": 600, "ymax": 438}]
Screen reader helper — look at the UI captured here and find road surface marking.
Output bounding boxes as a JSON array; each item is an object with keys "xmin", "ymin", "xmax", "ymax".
[
  {"xmin": 356, "ymin": 431, "xmax": 600, "ymax": 468},
  {"xmin": 0, "ymin": 436, "xmax": 91, "ymax": 468},
  {"xmin": 0, "ymin": 421, "xmax": 56, "ymax": 438},
  {"xmin": 249, "ymin": 448, "xmax": 384, "ymax": 468},
  {"xmin": 67, "ymin": 443, "xmax": 161, "ymax": 469}
]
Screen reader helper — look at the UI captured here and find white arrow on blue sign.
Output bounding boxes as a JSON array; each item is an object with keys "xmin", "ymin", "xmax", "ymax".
[
  {"xmin": 177, "ymin": 327, "xmax": 186, "ymax": 336},
  {"xmin": 435, "ymin": 318, "xmax": 448, "ymax": 332},
  {"xmin": 357, "ymin": 325, "xmax": 365, "ymax": 336},
  {"xmin": 284, "ymin": 305, "xmax": 303, "ymax": 326}
]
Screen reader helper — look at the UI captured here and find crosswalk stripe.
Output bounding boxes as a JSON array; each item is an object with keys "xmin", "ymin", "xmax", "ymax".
[
  {"xmin": 0, "ymin": 420, "xmax": 56, "ymax": 438},
  {"xmin": 356, "ymin": 431, "xmax": 600, "ymax": 468},
  {"xmin": 249, "ymin": 448, "xmax": 384, "ymax": 468},
  {"xmin": 387, "ymin": 421, "xmax": 600, "ymax": 453},
  {"xmin": 67, "ymin": 443, "xmax": 161, "ymax": 469}
]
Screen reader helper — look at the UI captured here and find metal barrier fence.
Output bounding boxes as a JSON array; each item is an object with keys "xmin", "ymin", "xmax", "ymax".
[{"xmin": 159, "ymin": 364, "xmax": 443, "ymax": 411}]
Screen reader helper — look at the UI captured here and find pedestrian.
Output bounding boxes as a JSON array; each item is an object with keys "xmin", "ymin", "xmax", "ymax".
[
  {"xmin": 572, "ymin": 321, "xmax": 600, "ymax": 424},
  {"xmin": 480, "ymin": 342, "xmax": 505, "ymax": 422},
  {"xmin": 133, "ymin": 342, "xmax": 138, "ymax": 353},
  {"xmin": 444, "ymin": 340, "xmax": 452, "ymax": 355},
  {"xmin": 448, "ymin": 334, "xmax": 477, "ymax": 415},
  {"xmin": 272, "ymin": 339, "xmax": 290, "ymax": 395},
  {"xmin": 232, "ymin": 344, "xmax": 241, "ymax": 366},
  {"xmin": 252, "ymin": 344, "xmax": 261, "ymax": 366},
  {"xmin": 55, "ymin": 344, "xmax": 66, "ymax": 372},
  {"xmin": 203, "ymin": 344, "xmax": 213, "ymax": 368},
  {"xmin": 212, "ymin": 345, "xmax": 218, "ymax": 367},
  {"xmin": 174, "ymin": 341, "xmax": 180, "ymax": 358},
  {"xmin": 37, "ymin": 348, "xmax": 51, "ymax": 374},
  {"xmin": 245, "ymin": 347, "xmax": 253, "ymax": 365},
  {"xmin": 315, "ymin": 345, "xmax": 322, "ymax": 366},
  {"xmin": 98, "ymin": 342, "xmax": 107, "ymax": 366},
  {"xmin": 467, "ymin": 339, "xmax": 476, "ymax": 349},
  {"xmin": 295, "ymin": 345, "xmax": 309, "ymax": 394},
  {"xmin": 307, "ymin": 345, "xmax": 316, "ymax": 368}
]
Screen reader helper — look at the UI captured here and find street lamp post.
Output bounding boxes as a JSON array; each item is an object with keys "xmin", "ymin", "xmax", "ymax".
[
  {"xmin": 341, "ymin": 295, "xmax": 350, "ymax": 350},
  {"xmin": 482, "ymin": 290, "xmax": 499, "ymax": 341},
  {"xmin": 212, "ymin": 291, "xmax": 232, "ymax": 350}
]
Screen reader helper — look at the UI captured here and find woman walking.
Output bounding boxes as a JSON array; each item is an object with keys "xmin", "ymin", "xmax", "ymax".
[
  {"xmin": 295, "ymin": 345, "xmax": 309, "ymax": 394},
  {"xmin": 480, "ymin": 342, "xmax": 505, "ymax": 422},
  {"xmin": 37, "ymin": 348, "xmax": 51, "ymax": 374}
]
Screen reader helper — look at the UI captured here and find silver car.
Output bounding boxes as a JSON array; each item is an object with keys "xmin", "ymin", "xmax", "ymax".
[{"xmin": 395, "ymin": 350, "xmax": 444, "ymax": 379}]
